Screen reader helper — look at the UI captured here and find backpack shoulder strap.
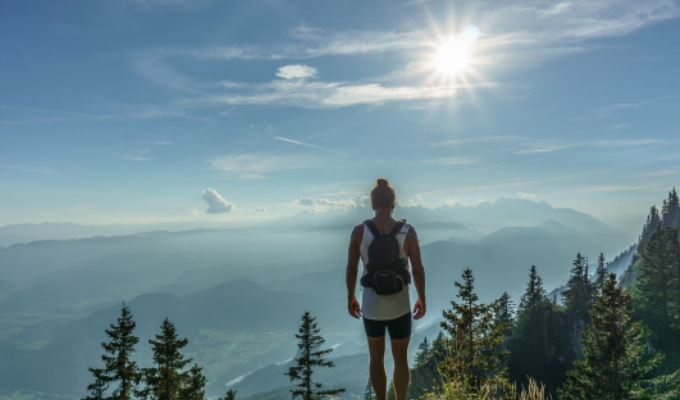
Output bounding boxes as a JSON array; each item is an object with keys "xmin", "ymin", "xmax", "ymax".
[
  {"xmin": 387, "ymin": 220, "xmax": 406, "ymax": 237},
  {"xmin": 363, "ymin": 219, "xmax": 382, "ymax": 238}
]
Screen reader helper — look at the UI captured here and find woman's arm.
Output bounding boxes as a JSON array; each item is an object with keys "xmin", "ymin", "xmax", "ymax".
[
  {"xmin": 406, "ymin": 226, "xmax": 426, "ymax": 320},
  {"xmin": 346, "ymin": 224, "xmax": 363, "ymax": 319}
]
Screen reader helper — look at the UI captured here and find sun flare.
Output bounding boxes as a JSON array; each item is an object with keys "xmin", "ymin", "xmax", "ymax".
[{"xmin": 431, "ymin": 25, "xmax": 480, "ymax": 77}]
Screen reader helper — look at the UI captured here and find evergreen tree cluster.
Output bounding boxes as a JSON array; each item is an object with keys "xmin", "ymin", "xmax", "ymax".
[
  {"xmin": 83, "ymin": 304, "xmax": 233, "ymax": 400},
  {"xmin": 634, "ymin": 225, "xmax": 680, "ymax": 371}
]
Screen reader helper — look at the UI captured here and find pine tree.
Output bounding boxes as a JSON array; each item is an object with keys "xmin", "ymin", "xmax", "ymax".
[
  {"xmin": 661, "ymin": 189, "xmax": 680, "ymax": 228},
  {"xmin": 362, "ymin": 378, "xmax": 375, "ymax": 400},
  {"xmin": 431, "ymin": 331, "xmax": 447, "ymax": 357},
  {"xmin": 415, "ymin": 337, "xmax": 432, "ymax": 365},
  {"xmin": 497, "ymin": 292, "xmax": 515, "ymax": 337},
  {"xmin": 285, "ymin": 311, "xmax": 345, "ymax": 400},
  {"xmin": 181, "ymin": 364, "xmax": 206, "ymax": 400},
  {"xmin": 559, "ymin": 274, "xmax": 663, "ymax": 400},
  {"xmin": 83, "ymin": 368, "xmax": 109, "ymax": 400},
  {"xmin": 218, "ymin": 389, "xmax": 237, "ymax": 400},
  {"xmin": 634, "ymin": 226, "xmax": 680, "ymax": 366},
  {"xmin": 440, "ymin": 268, "xmax": 511, "ymax": 395},
  {"xmin": 141, "ymin": 318, "xmax": 192, "ymax": 400},
  {"xmin": 596, "ymin": 253, "xmax": 607, "ymax": 293},
  {"xmin": 563, "ymin": 253, "xmax": 595, "ymax": 325},
  {"xmin": 639, "ymin": 206, "xmax": 662, "ymax": 254},
  {"xmin": 509, "ymin": 266, "xmax": 558, "ymax": 393},
  {"xmin": 98, "ymin": 303, "xmax": 141, "ymax": 400}
]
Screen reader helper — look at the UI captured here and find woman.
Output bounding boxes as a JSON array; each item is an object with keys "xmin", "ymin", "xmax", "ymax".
[{"xmin": 346, "ymin": 178, "xmax": 426, "ymax": 400}]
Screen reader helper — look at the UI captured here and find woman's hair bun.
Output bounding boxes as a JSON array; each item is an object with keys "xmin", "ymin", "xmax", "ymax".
[{"xmin": 371, "ymin": 177, "xmax": 396, "ymax": 209}]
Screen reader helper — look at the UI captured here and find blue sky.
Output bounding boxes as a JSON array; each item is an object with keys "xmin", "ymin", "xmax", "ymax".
[{"xmin": 1, "ymin": 0, "xmax": 679, "ymax": 232}]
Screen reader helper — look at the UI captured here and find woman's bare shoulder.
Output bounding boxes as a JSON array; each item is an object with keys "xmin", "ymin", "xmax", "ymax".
[{"xmin": 351, "ymin": 224, "xmax": 364, "ymax": 241}]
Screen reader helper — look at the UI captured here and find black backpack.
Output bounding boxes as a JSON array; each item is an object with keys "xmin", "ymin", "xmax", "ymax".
[{"xmin": 359, "ymin": 219, "xmax": 412, "ymax": 296}]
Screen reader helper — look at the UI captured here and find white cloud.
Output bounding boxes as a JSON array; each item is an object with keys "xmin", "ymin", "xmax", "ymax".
[
  {"xmin": 254, "ymin": 206, "xmax": 267, "ymax": 212},
  {"xmin": 202, "ymin": 188, "xmax": 236, "ymax": 213},
  {"xmin": 208, "ymin": 152, "xmax": 321, "ymax": 178},
  {"xmin": 276, "ymin": 65, "xmax": 318, "ymax": 80},
  {"xmin": 189, "ymin": 206, "xmax": 201, "ymax": 215},
  {"xmin": 407, "ymin": 194, "xmax": 425, "ymax": 206},
  {"xmin": 444, "ymin": 197, "xmax": 462, "ymax": 206},
  {"xmin": 518, "ymin": 192, "xmax": 536, "ymax": 199},
  {"xmin": 293, "ymin": 195, "xmax": 370, "ymax": 212}
]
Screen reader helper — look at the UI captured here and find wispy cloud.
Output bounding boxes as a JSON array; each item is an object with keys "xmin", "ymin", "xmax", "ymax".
[
  {"xmin": 518, "ymin": 192, "xmax": 536, "ymax": 199},
  {"xmin": 123, "ymin": 150, "xmax": 153, "ymax": 161},
  {"xmin": 576, "ymin": 95, "xmax": 678, "ymax": 121},
  {"xmin": 604, "ymin": 95, "xmax": 677, "ymax": 111},
  {"xmin": 596, "ymin": 139, "xmax": 665, "ymax": 147},
  {"xmin": 515, "ymin": 138, "xmax": 665, "ymax": 154},
  {"xmin": 579, "ymin": 184, "xmax": 659, "ymax": 192},
  {"xmin": 515, "ymin": 143, "xmax": 580, "ymax": 154},
  {"xmin": 0, "ymin": 105, "xmax": 192, "ymax": 125},
  {"xmin": 274, "ymin": 136, "xmax": 326, "ymax": 150},
  {"xmin": 644, "ymin": 169, "xmax": 680, "ymax": 177},
  {"xmin": 208, "ymin": 152, "xmax": 322, "ymax": 178},
  {"xmin": 183, "ymin": 79, "xmax": 459, "ymax": 109},
  {"xmin": 431, "ymin": 136, "xmax": 518, "ymax": 148},
  {"xmin": 425, "ymin": 157, "xmax": 479, "ymax": 166}
]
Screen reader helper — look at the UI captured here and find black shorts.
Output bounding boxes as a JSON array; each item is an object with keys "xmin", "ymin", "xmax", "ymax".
[{"xmin": 363, "ymin": 312, "xmax": 412, "ymax": 340}]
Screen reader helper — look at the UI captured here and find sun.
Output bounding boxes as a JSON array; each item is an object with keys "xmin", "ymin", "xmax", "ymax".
[{"xmin": 431, "ymin": 25, "xmax": 480, "ymax": 77}]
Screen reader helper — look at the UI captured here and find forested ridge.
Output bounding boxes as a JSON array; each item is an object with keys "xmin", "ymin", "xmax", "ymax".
[{"xmin": 81, "ymin": 189, "xmax": 680, "ymax": 400}]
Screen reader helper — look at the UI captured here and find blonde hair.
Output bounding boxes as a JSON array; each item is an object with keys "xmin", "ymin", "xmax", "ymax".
[{"xmin": 371, "ymin": 178, "xmax": 396, "ymax": 209}]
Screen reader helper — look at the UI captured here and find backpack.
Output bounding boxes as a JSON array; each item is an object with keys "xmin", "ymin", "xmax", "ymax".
[{"xmin": 359, "ymin": 219, "xmax": 412, "ymax": 296}]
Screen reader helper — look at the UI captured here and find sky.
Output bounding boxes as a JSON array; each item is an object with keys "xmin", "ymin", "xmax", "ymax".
[{"xmin": 1, "ymin": 0, "xmax": 679, "ymax": 233}]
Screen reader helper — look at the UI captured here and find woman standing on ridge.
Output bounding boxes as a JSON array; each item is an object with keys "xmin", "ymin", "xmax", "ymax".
[{"xmin": 346, "ymin": 178, "xmax": 426, "ymax": 400}]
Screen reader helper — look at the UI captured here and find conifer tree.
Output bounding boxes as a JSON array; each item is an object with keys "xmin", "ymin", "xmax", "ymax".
[
  {"xmin": 634, "ymin": 226, "xmax": 680, "ymax": 364},
  {"xmin": 363, "ymin": 378, "xmax": 375, "ymax": 400},
  {"xmin": 83, "ymin": 368, "xmax": 109, "ymax": 400},
  {"xmin": 141, "ymin": 318, "xmax": 192, "ymax": 400},
  {"xmin": 510, "ymin": 266, "xmax": 557, "ymax": 393},
  {"xmin": 497, "ymin": 292, "xmax": 515, "ymax": 337},
  {"xmin": 595, "ymin": 253, "xmax": 607, "ymax": 293},
  {"xmin": 559, "ymin": 274, "xmax": 663, "ymax": 400},
  {"xmin": 218, "ymin": 389, "xmax": 237, "ymax": 400},
  {"xmin": 563, "ymin": 253, "xmax": 595, "ymax": 325},
  {"xmin": 440, "ymin": 268, "xmax": 511, "ymax": 394},
  {"xmin": 415, "ymin": 337, "xmax": 432, "ymax": 365},
  {"xmin": 181, "ymin": 364, "xmax": 206, "ymax": 400},
  {"xmin": 98, "ymin": 303, "xmax": 141, "ymax": 400},
  {"xmin": 661, "ymin": 188, "xmax": 680, "ymax": 228},
  {"xmin": 285, "ymin": 311, "xmax": 345, "ymax": 400},
  {"xmin": 639, "ymin": 206, "xmax": 662, "ymax": 252},
  {"xmin": 431, "ymin": 331, "xmax": 447, "ymax": 357}
]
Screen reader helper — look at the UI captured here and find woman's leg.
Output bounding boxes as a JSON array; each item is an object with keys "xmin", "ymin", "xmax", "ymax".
[
  {"xmin": 367, "ymin": 335, "xmax": 387, "ymax": 400},
  {"xmin": 390, "ymin": 336, "xmax": 411, "ymax": 400}
]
